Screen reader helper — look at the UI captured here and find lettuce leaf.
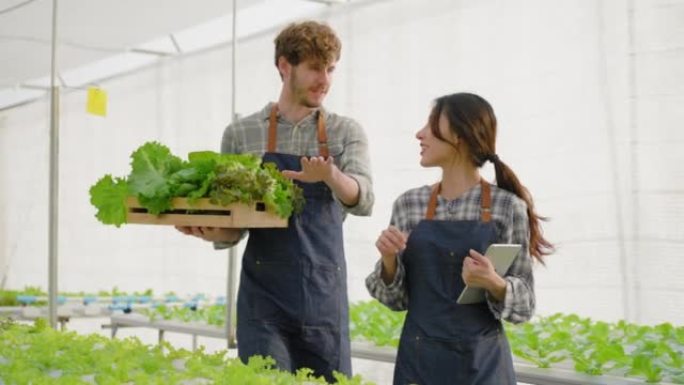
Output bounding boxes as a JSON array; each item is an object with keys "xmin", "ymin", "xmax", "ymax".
[
  {"xmin": 89, "ymin": 175, "xmax": 129, "ymax": 227},
  {"xmin": 127, "ymin": 142, "xmax": 183, "ymax": 214}
]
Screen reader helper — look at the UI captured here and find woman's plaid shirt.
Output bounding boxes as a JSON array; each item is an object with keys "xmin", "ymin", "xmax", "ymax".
[{"xmin": 365, "ymin": 183, "xmax": 536, "ymax": 324}]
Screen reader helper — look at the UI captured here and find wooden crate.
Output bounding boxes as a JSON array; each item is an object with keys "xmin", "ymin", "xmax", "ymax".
[{"xmin": 125, "ymin": 197, "xmax": 287, "ymax": 228}]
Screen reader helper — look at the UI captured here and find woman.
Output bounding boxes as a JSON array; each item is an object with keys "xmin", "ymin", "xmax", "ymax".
[{"xmin": 366, "ymin": 93, "xmax": 553, "ymax": 385}]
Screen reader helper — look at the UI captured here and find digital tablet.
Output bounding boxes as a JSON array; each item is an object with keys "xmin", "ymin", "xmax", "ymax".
[{"xmin": 456, "ymin": 243, "xmax": 522, "ymax": 305}]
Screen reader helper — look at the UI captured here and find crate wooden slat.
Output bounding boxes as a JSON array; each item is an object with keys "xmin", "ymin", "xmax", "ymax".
[{"xmin": 125, "ymin": 197, "xmax": 286, "ymax": 228}]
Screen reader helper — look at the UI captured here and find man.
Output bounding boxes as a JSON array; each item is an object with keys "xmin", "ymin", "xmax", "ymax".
[{"xmin": 176, "ymin": 21, "xmax": 373, "ymax": 381}]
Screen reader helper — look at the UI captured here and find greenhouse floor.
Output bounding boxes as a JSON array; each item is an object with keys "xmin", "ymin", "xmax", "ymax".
[{"xmin": 54, "ymin": 317, "xmax": 533, "ymax": 385}]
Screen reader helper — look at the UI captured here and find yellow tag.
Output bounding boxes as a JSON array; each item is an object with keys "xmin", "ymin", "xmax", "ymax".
[{"xmin": 86, "ymin": 87, "xmax": 107, "ymax": 116}]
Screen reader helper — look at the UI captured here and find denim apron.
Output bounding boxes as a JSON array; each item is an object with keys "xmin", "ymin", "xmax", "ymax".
[
  {"xmin": 393, "ymin": 181, "xmax": 516, "ymax": 385},
  {"xmin": 236, "ymin": 105, "xmax": 351, "ymax": 382}
]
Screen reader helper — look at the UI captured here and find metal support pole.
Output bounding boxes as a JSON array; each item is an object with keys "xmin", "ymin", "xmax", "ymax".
[
  {"xmin": 225, "ymin": 0, "xmax": 239, "ymax": 350},
  {"xmin": 226, "ymin": 247, "xmax": 238, "ymax": 348},
  {"xmin": 48, "ymin": 0, "xmax": 60, "ymax": 330},
  {"xmin": 596, "ymin": 0, "xmax": 631, "ymax": 323},
  {"xmin": 625, "ymin": 0, "xmax": 641, "ymax": 324}
]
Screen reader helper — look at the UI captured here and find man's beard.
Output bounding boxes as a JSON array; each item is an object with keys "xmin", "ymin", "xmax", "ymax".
[
  {"xmin": 290, "ymin": 73, "xmax": 324, "ymax": 108},
  {"xmin": 300, "ymin": 96, "xmax": 321, "ymax": 108}
]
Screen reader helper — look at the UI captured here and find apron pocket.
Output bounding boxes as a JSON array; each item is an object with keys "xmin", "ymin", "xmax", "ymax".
[
  {"xmin": 416, "ymin": 336, "xmax": 470, "ymax": 385},
  {"xmin": 303, "ymin": 262, "xmax": 341, "ymax": 327},
  {"xmin": 469, "ymin": 331, "xmax": 516, "ymax": 384},
  {"xmin": 249, "ymin": 261, "xmax": 299, "ymax": 322}
]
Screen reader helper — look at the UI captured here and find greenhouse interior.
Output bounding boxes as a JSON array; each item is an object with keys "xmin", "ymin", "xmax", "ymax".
[{"xmin": 0, "ymin": 0, "xmax": 683, "ymax": 384}]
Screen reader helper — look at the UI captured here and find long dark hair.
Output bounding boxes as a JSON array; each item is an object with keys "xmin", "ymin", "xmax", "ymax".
[{"xmin": 430, "ymin": 92, "xmax": 554, "ymax": 262}]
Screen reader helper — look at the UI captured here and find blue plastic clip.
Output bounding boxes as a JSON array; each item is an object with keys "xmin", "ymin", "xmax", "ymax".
[{"xmin": 16, "ymin": 295, "xmax": 37, "ymax": 305}]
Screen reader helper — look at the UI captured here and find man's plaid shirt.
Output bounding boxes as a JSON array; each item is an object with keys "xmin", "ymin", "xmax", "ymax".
[
  {"xmin": 215, "ymin": 102, "xmax": 374, "ymax": 248},
  {"xmin": 221, "ymin": 102, "xmax": 373, "ymax": 215},
  {"xmin": 365, "ymin": 183, "xmax": 536, "ymax": 324}
]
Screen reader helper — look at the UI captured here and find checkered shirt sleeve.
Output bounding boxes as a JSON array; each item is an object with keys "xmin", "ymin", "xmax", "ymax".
[{"xmin": 365, "ymin": 183, "xmax": 535, "ymax": 323}]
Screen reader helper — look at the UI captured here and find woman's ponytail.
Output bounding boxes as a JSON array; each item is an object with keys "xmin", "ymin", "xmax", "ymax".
[
  {"xmin": 434, "ymin": 92, "xmax": 554, "ymax": 263},
  {"xmin": 490, "ymin": 156, "xmax": 554, "ymax": 263}
]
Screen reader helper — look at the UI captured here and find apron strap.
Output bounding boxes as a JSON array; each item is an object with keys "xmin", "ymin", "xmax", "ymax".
[
  {"xmin": 317, "ymin": 110, "xmax": 329, "ymax": 158},
  {"xmin": 425, "ymin": 179, "xmax": 492, "ymax": 222},
  {"xmin": 267, "ymin": 104, "xmax": 329, "ymax": 157},
  {"xmin": 480, "ymin": 179, "xmax": 492, "ymax": 223},
  {"xmin": 426, "ymin": 183, "xmax": 440, "ymax": 220},
  {"xmin": 267, "ymin": 104, "xmax": 278, "ymax": 153}
]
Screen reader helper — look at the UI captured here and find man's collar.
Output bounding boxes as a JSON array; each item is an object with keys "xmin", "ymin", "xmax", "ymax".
[
  {"xmin": 261, "ymin": 102, "xmax": 326, "ymax": 123},
  {"xmin": 260, "ymin": 102, "xmax": 275, "ymax": 121}
]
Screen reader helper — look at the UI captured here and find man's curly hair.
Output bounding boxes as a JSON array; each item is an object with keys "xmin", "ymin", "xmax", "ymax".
[{"xmin": 274, "ymin": 21, "xmax": 341, "ymax": 70}]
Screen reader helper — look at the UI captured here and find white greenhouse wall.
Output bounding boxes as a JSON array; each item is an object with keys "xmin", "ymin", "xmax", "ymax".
[{"xmin": 0, "ymin": 0, "xmax": 683, "ymax": 325}]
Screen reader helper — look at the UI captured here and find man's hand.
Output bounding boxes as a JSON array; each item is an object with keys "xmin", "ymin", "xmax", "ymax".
[
  {"xmin": 281, "ymin": 156, "xmax": 335, "ymax": 183},
  {"xmin": 175, "ymin": 226, "xmax": 242, "ymax": 243},
  {"xmin": 462, "ymin": 249, "xmax": 507, "ymax": 301},
  {"xmin": 282, "ymin": 155, "xmax": 361, "ymax": 208}
]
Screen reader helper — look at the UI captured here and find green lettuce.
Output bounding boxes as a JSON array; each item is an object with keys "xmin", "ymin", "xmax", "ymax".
[
  {"xmin": 89, "ymin": 175, "xmax": 129, "ymax": 227},
  {"xmin": 89, "ymin": 142, "xmax": 305, "ymax": 226}
]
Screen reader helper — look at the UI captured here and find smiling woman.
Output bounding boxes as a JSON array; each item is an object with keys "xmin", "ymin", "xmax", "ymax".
[{"xmin": 367, "ymin": 92, "xmax": 553, "ymax": 385}]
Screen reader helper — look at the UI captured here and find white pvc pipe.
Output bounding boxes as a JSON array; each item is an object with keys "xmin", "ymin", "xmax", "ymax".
[
  {"xmin": 225, "ymin": 0, "xmax": 238, "ymax": 349},
  {"xmin": 596, "ymin": 0, "xmax": 631, "ymax": 323},
  {"xmin": 48, "ymin": 0, "xmax": 60, "ymax": 330},
  {"xmin": 625, "ymin": 0, "xmax": 640, "ymax": 323}
]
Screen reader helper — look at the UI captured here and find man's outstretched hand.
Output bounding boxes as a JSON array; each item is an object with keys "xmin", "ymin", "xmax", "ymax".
[{"xmin": 281, "ymin": 156, "xmax": 335, "ymax": 183}]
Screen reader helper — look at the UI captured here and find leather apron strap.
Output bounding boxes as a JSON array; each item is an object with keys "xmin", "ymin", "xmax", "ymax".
[
  {"xmin": 426, "ymin": 179, "xmax": 492, "ymax": 222},
  {"xmin": 267, "ymin": 104, "xmax": 329, "ymax": 157}
]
